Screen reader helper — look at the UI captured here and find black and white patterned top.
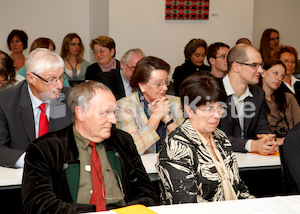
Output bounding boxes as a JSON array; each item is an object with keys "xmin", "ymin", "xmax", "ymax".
[{"xmin": 156, "ymin": 119, "xmax": 254, "ymax": 204}]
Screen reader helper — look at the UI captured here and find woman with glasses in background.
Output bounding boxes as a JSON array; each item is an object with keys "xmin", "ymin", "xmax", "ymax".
[
  {"xmin": 157, "ymin": 73, "xmax": 254, "ymax": 204},
  {"xmin": 272, "ymin": 45, "xmax": 300, "ymax": 105},
  {"xmin": 85, "ymin": 36, "xmax": 120, "ymax": 80},
  {"xmin": 116, "ymin": 56, "xmax": 184, "ymax": 155},
  {"xmin": 259, "ymin": 28, "xmax": 280, "ymax": 61},
  {"xmin": 60, "ymin": 33, "xmax": 90, "ymax": 86}
]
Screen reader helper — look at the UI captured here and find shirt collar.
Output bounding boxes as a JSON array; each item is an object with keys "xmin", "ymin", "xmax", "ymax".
[
  {"xmin": 27, "ymin": 84, "xmax": 50, "ymax": 110},
  {"xmin": 120, "ymin": 69, "xmax": 130, "ymax": 87},
  {"xmin": 222, "ymin": 74, "xmax": 253, "ymax": 98}
]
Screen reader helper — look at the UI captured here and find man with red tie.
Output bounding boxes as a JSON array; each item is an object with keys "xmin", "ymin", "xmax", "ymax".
[
  {"xmin": 22, "ymin": 81, "xmax": 158, "ymax": 213},
  {"xmin": 0, "ymin": 48, "xmax": 72, "ymax": 168}
]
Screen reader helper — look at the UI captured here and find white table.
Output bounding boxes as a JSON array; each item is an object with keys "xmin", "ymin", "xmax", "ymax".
[
  {"xmin": 93, "ymin": 195, "xmax": 300, "ymax": 214},
  {"xmin": 141, "ymin": 152, "xmax": 281, "ymax": 174},
  {"xmin": 0, "ymin": 166, "xmax": 23, "ymax": 189}
]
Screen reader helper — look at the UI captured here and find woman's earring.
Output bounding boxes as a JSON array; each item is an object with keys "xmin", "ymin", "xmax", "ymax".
[{"xmin": 141, "ymin": 88, "xmax": 145, "ymax": 93}]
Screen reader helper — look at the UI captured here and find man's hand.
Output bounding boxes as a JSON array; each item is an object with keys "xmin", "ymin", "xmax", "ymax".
[{"xmin": 251, "ymin": 134, "xmax": 281, "ymax": 155}]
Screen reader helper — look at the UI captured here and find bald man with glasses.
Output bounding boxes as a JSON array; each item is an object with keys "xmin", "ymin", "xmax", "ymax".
[
  {"xmin": 0, "ymin": 48, "xmax": 72, "ymax": 168},
  {"xmin": 218, "ymin": 44, "xmax": 280, "ymax": 155}
]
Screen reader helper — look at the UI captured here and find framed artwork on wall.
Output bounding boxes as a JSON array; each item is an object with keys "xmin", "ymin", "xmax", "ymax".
[{"xmin": 165, "ymin": 0, "xmax": 209, "ymax": 20}]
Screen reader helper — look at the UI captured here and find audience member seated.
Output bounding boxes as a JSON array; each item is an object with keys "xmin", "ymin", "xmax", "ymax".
[
  {"xmin": 0, "ymin": 48, "xmax": 72, "ymax": 168},
  {"xmin": 85, "ymin": 36, "xmax": 120, "ymax": 80},
  {"xmin": 259, "ymin": 28, "xmax": 280, "ymax": 61},
  {"xmin": 7, "ymin": 29, "xmax": 28, "ymax": 71},
  {"xmin": 92, "ymin": 48, "xmax": 145, "ymax": 100},
  {"xmin": 60, "ymin": 33, "xmax": 90, "ymax": 86},
  {"xmin": 218, "ymin": 44, "xmax": 280, "ymax": 155},
  {"xmin": 116, "ymin": 56, "xmax": 184, "ymax": 155},
  {"xmin": 260, "ymin": 59, "xmax": 300, "ymax": 144},
  {"xmin": 22, "ymin": 81, "xmax": 158, "ymax": 213},
  {"xmin": 236, "ymin": 38, "xmax": 252, "ymax": 46},
  {"xmin": 207, "ymin": 42, "xmax": 230, "ymax": 78},
  {"xmin": 282, "ymin": 123, "xmax": 300, "ymax": 194},
  {"xmin": 0, "ymin": 50, "xmax": 19, "ymax": 89},
  {"xmin": 18, "ymin": 37, "xmax": 70, "ymax": 87},
  {"xmin": 172, "ymin": 38, "xmax": 210, "ymax": 96},
  {"xmin": 156, "ymin": 73, "xmax": 254, "ymax": 204},
  {"xmin": 272, "ymin": 45, "xmax": 300, "ymax": 105}
]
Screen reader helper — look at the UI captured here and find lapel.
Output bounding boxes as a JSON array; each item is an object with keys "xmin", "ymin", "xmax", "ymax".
[
  {"xmin": 227, "ymin": 95, "xmax": 240, "ymax": 126},
  {"xmin": 133, "ymin": 92, "xmax": 149, "ymax": 126},
  {"xmin": 115, "ymin": 69, "xmax": 126, "ymax": 97},
  {"xmin": 18, "ymin": 82, "xmax": 35, "ymax": 142}
]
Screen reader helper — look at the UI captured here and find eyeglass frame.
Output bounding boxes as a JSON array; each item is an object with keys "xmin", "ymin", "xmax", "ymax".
[
  {"xmin": 32, "ymin": 72, "xmax": 67, "ymax": 85},
  {"xmin": 198, "ymin": 104, "xmax": 228, "ymax": 115},
  {"xmin": 234, "ymin": 61, "xmax": 264, "ymax": 70},
  {"xmin": 269, "ymin": 37, "xmax": 280, "ymax": 41},
  {"xmin": 147, "ymin": 79, "xmax": 172, "ymax": 88},
  {"xmin": 126, "ymin": 64, "xmax": 135, "ymax": 72},
  {"xmin": 215, "ymin": 54, "xmax": 227, "ymax": 59}
]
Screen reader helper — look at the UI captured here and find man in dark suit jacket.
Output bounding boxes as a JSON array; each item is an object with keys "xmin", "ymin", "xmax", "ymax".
[
  {"xmin": 92, "ymin": 48, "xmax": 145, "ymax": 100},
  {"xmin": 218, "ymin": 44, "xmax": 280, "ymax": 155},
  {"xmin": 0, "ymin": 48, "xmax": 72, "ymax": 168},
  {"xmin": 22, "ymin": 81, "xmax": 158, "ymax": 213}
]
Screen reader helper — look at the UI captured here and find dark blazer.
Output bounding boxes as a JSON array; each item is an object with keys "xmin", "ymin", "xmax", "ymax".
[
  {"xmin": 281, "ymin": 81, "xmax": 300, "ymax": 106},
  {"xmin": 92, "ymin": 68, "xmax": 126, "ymax": 100},
  {"xmin": 22, "ymin": 125, "xmax": 158, "ymax": 214},
  {"xmin": 218, "ymin": 84, "xmax": 271, "ymax": 152},
  {"xmin": 85, "ymin": 60, "xmax": 121, "ymax": 80},
  {"xmin": 0, "ymin": 80, "xmax": 72, "ymax": 167},
  {"xmin": 172, "ymin": 60, "xmax": 210, "ymax": 96},
  {"xmin": 282, "ymin": 122, "xmax": 300, "ymax": 194}
]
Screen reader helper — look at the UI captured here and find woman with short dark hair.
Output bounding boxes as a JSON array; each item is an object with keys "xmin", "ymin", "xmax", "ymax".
[
  {"xmin": 157, "ymin": 72, "xmax": 254, "ymax": 204},
  {"xmin": 116, "ymin": 56, "xmax": 184, "ymax": 155}
]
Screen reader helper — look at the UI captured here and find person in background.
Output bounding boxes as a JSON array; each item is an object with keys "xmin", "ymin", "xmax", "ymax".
[
  {"xmin": 218, "ymin": 44, "xmax": 279, "ymax": 155},
  {"xmin": 272, "ymin": 45, "xmax": 300, "ymax": 105},
  {"xmin": 236, "ymin": 38, "xmax": 252, "ymax": 46},
  {"xmin": 22, "ymin": 81, "xmax": 158, "ymax": 213},
  {"xmin": 259, "ymin": 28, "xmax": 280, "ymax": 61},
  {"xmin": 116, "ymin": 56, "xmax": 184, "ymax": 155},
  {"xmin": 0, "ymin": 48, "xmax": 72, "ymax": 168},
  {"xmin": 85, "ymin": 36, "xmax": 120, "ymax": 80},
  {"xmin": 92, "ymin": 48, "xmax": 145, "ymax": 100},
  {"xmin": 18, "ymin": 37, "xmax": 70, "ymax": 87},
  {"xmin": 157, "ymin": 73, "xmax": 254, "ymax": 204},
  {"xmin": 60, "ymin": 33, "xmax": 90, "ymax": 86},
  {"xmin": 260, "ymin": 59, "xmax": 300, "ymax": 144},
  {"xmin": 207, "ymin": 42, "xmax": 230, "ymax": 78},
  {"xmin": 0, "ymin": 51, "xmax": 17, "ymax": 89},
  {"xmin": 172, "ymin": 38, "xmax": 210, "ymax": 96},
  {"xmin": 7, "ymin": 29, "xmax": 28, "ymax": 71}
]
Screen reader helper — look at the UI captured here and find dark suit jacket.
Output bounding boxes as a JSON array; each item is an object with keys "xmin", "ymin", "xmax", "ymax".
[
  {"xmin": 85, "ymin": 60, "xmax": 121, "ymax": 80},
  {"xmin": 218, "ymin": 84, "xmax": 271, "ymax": 152},
  {"xmin": 92, "ymin": 68, "xmax": 126, "ymax": 100},
  {"xmin": 0, "ymin": 80, "xmax": 72, "ymax": 167},
  {"xmin": 282, "ymin": 122, "xmax": 300, "ymax": 194},
  {"xmin": 281, "ymin": 81, "xmax": 300, "ymax": 106},
  {"xmin": 22, "ymin": 125, "xmax": 158, "ymax": 214}
]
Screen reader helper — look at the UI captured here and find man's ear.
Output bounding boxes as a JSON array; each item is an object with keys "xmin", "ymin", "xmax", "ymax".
[
  {"xmin": 26, "ymin": 72, "xmax": 34, "ymax": 84},
  {"xmin": 75, "ymin": 106, "xmax": 85, "ymax": 122},
  {"xmin": 120, "ymin": 61, "xmax": 125, "ymax": 70},
  {"xmin": 209, "ymin": 57, "xmax": 215, "ymax": 66}
]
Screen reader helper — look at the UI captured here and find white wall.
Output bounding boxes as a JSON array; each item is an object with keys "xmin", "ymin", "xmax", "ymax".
[
  {"xmin": 109, "ymin": 0, "xmax": 254, "ymax": 75},
  {"xmin": 0, "ymin": 0, "xmax": 91, "ymax": 60},
  {"xmin": 253, "ymin": 0, "xmax": 300, "ymax": 58}
]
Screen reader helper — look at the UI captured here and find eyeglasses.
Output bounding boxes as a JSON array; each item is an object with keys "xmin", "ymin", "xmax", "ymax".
[
  {"xmin": 270, "ymin": 37, "xmax": 280, "ymax": 41},
  {"xmin": 282, "ymin": 59, "xmax": 296, "ymax": 65},
  {"xmin": 93, "ymin": 49, "xmax": 107, "ymax": 55},
  {"xmin": 235, "ymin": 62, "xmax": 264, "ymax": 70},
  {"xmin": 215, "ymin": 54, "xmax": 227, "ymax": 59},
  {"xmin": 198, "ymin": 105, "xmax": 227, "ymax": 115},
  {"xmin": 103, "ymin": 169, "xmax": 125, "ymax": 201},
  {"xmin": 147, "ymin": 79, "xmax": 171, "ymax": 88},
  {"xmin": 33, "ymin": 72, "xmax": 67, "ymax": 85},
  {"xmin": 126, "ymin": 64, "xmax": 135, "ymax": 72}
]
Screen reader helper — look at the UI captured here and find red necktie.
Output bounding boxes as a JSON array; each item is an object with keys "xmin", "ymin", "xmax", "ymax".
[
  {"xmin": 38, "ymin": 103, "xmax": 49, "ymax": 137},
  {"xmin": 89, "ymin": 141, "xmax": 106, "ymax": 211}
]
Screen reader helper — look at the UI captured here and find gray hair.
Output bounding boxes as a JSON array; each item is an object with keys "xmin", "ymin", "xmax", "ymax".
[
  {"xmin": 120, "ymin": 48, "xmax": 145, "ymax": 65},
  {"xmin": 25, "ymin": 48, "xmax": 64, "ymax": 75},
  {"xmin": 68, "ymin": 80, "xmax": 111, "ymax": 121}
]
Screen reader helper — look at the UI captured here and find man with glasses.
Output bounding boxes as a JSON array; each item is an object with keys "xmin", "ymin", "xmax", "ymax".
[
  {"xmin": 207, "ymin": 42, "xmax": 230, "ymax": 78},
  {"xmin": 0, "ymin": 48, "xmax": 72, "ymax": 168},
  {"xmin": 22, "ymin": 81, "xmax": 158, "ymax": 213},
  {"xmin": 92, "ymin": 48, "xmax": 145, "ymax": 100},
  {"xmin": 218, "ymin": 44, "xmax": 280, "ymax": 155}
]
